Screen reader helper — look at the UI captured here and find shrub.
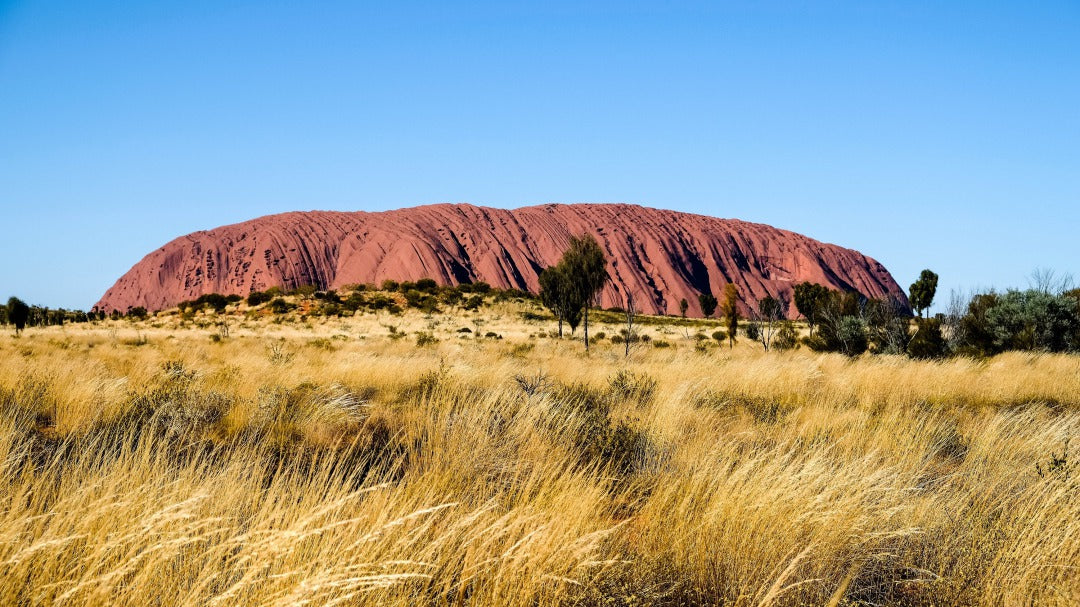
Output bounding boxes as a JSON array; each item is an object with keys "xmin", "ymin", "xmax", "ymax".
[
  {"xmin": 744, "ymin": 322, "xmax": 760, "ymax": 341},
  {"xmin": 269, "ymin": 298, "xmax": 294, "ymax": 314},
  {"xmin": 415, "ymin": 332, "xmax": 438, "ymax": 347},
  {"xmin": 907, "ymin": 318, "xmax": 947, "ymax": 359},
  {"xmin": 320, "ymin": 303, "xmax": 343, "ymax": 317},
  {"xmin": 458, "ymin": 281, "xmax": 491, "ymax": 294},
  {"xmin": 958, "ymin": 290, "xmax": 1080, "ymax": 355},
  {"xmin": 711, "ymin": 330, "xmax": 727, "ymax": 343},
  {"xmin": 193, "ymin": 293, "xmax": 229, "ymax": 313},
  {"xmin": 835, "ymin": 316, "xmax": 869, "ymax": 356},
  {"xmin": 608, "ymin": 370, "xmax": 657, "ymax": 407},
  {"xmin": 247, "ymin": 290, "xmax": 273, "ymax": 306},
  {"xmin": 126, "ymin": 306, "xmax": 149, "ymax": 320},
  {"xmin": 652, "ymin": 339, "xmax": 671, "ymax": 348},
  {"xmin": 367, "ymin": 294, "xmax": 395, "ymax": 311},
  {"xmin": 773, "ymin": 321, "xmax": 799, "ymax": 351}
]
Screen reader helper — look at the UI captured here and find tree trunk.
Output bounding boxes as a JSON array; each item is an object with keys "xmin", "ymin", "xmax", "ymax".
[{"xmin": 584, "ymin": 306, "xmax": 589, "ymax": 352}]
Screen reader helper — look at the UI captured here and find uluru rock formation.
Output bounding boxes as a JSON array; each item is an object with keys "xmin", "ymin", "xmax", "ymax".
[{"xmin": 96, "ymin": 203, "xmax": 909, "ymax": 317}]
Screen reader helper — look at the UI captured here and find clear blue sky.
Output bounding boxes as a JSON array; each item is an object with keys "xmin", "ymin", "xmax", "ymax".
[{"xmin": 1, "ymin": 1, "xmax": 1077, "ymax": 310}]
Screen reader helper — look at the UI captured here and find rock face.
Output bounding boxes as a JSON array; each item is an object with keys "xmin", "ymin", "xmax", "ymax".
[{"xmin": 96, "ymin": 203, "xmax": 908, "ymax": 316}]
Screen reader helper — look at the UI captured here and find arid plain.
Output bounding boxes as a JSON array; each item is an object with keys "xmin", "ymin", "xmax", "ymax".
[{"xmin": 1, "ymin": 297, "xmax": 1077, "ymax": 606}]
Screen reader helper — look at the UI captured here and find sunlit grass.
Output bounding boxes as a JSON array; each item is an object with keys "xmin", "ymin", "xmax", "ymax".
[{"xmin": 0, "ymin": 310, "xmax": 1078, "ymax": 605}]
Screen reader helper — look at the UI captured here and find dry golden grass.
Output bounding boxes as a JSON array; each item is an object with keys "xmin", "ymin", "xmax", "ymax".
[{"xmin": 1, "ymin": 308, "xmax": 1078, "ymax": 606}]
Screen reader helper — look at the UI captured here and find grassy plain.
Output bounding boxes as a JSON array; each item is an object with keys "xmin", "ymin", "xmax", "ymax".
[{"xmin": 1, "ymin": 302, "xmax": 1078, "ymax": 606}]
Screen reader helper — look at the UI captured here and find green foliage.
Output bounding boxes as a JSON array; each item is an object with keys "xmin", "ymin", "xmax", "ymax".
[
  {"xmin": 6, "ymin": 297, "xmax": 29, "ymax": 334},
  {"xmin": 269, "ymin": 298, "xmax": 294, "ymax": 314},
  {"xmin": 415, "ymin": 278, "xmax": 438, "ymax": 292},
  {"xmin": 457, "ymin": 281, "xmax": 491, "ymax": 294},
  {"xmin": 773, "ymin": 321, "xmax": 799, "ymax": 351},
  {"xmin": 1035, "ymin": 439, "xmax": 1073, "ymax": 483},
  {"xmin": 909, "ymin": 269, "xmax": 939, "ymax": 318},
  {"xmin": 793, "ymin": 282, "xmax": 830, "ymax": 334},
  {"xmin": 698, "ymin": 293, "xmax": 718, "ymax": 318},
  {"xmin": 403, "ymin": 289, "xmax": 439, "ymax": 313},
  {"xmin": 835, "ymin": 316, "xmax": 869, "ymax": 356},
  {"xmin": 188, "ymin": 293, "xmax": 229, "ymax": 313},
  {"xmin": 721, "ymin": 283, "xmax": 739, "ymax": 347},
  {"xmin": 289, "ymin": 285, "xmax": 318, "ymax": 298},
  {"xmin": 865, "ymin": 297, "xmax": 913, "ymax": 355},
  {"xmin": 126, "ymin": 306, "xmax": 149, "ymax": 320},
  {"xmin": 678, "ymin": 298, "xmax": 689, "ymax": 318},
  {"xmin": 539, "ymin": 250, "xmax": 590, "ymax": 337},
  {"xmin": 247, "ymin": 290, "xmax": 273, "ymax": 306},
  {"xmin": 561, "ymin": 234, "xmax": 609, "ymax": 350},
  {"xmin": 414, "ymin": 332, "xmax": 438, "ymax": 347},
  {"xmin": 907, "ymin": 317, "xmax": 947, "ymax": 359},
  {"xmin": 744, "ymin": 322, "xmax": 760, "ymax": 341},
  {"xmin": 958, "ymin": 289, "xmax": 1080, "ymax": 355},
  {"xmin": 548, "ymin": 382, "xmax": 652, "ymax": 476},
  {"xmin": 341, "ymin": 291, "xmax": 367, "ymax": 312}
]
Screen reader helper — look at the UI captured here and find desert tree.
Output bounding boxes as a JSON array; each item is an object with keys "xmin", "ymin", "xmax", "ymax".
[
  {"xmin": 866, "ymin": 296, "xmax": 913, "ymax": 355},
  {"xmin": 698, "ymin": 293, "xmax": 718, "ymax": 319},
  {"xmin": 622, "ymin": 288, "xmax": 637, "ymax": 358},
  {"xmin": 7, "ymin": 296, "xmax": 30, "ymax": 335},
  {"xmin": 561, "ymin": 234, "xmax": 609, "ymax": 352},
  {"xmin": 752, "ymin": 294, "xmax": 787, "ymax": 352},
  {"xmin": 678, "ymin": 298, "xmax": 688, "ymax": 318},
  {"xmin": 721, "ymin": 283, "xmax": 740, "ymax": 348},
  {"xmin": 539, "ymin": 265, "xmax": 583, "ymax": 337},
  {"xmin": 793, "ymin": 281, "xmax": 829, "ymax": 336},
  {"xmin": 909, "ymin": 269, "xmax": 939, "ymax": 318}
]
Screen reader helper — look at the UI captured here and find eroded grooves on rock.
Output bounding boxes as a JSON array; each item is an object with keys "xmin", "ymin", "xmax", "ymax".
[{"xmin": 96, "ymin": 203, "xmax": 908, "ymax": 316}]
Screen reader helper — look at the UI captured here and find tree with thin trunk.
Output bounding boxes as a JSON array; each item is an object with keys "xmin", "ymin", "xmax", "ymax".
[
  {"xmin": 909, "ymin": 269, "xmax": 939, "ymax": 319},
  {"xmin": 560, "ymin": 234, "xmax": 609, "ymax": 352},
  {"xmin": 539, "ymin": 265, "xmax": 582, "ymax": 337},
  {"xmin": 623, "ymin": 289, "xmax": 636, "ymax": 358},
  {"xmin": 721, "ymin": 283, "xmax": 739, "ymax": 348},
  {"xmin": 753, "ymin": 294, "xmax": 787, "ymax": 351},
  {"xmin": 793, "ymin": 281, "xmax": 829, "ymax": 336},
  {"xmin": 679, "ymin": 298, "xmax": 688, "ymax": 318}
]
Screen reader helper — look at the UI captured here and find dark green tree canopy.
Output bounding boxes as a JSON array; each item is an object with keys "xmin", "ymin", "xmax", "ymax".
[
  {"xmin": 909, "ymin": 269, "xmax": 939, "ymax": 318},
  {"xmin": 562, "ymin": 234, "xmax": 609, "ymax": 306},
  {"xmin": 7, "ymin": 297, "xmax": 30, "ymax": 334},
  {"xmin": 757, "ymin": 295, "xmax": 785, "ymax": 320},
  {"xmin": 539, "ymin": 264, "xmax": 583, "ymax": 334},
  {"xmin": 541, "ymin": 234, "xmax": 608, "ymax": 350},
  {"xmin": 793, "ymin": 282, "xmax": 830, "ymax": 332},
  {"xmin": 698, "ymin": 293, "xmax": 718, "ymax": 318}
]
